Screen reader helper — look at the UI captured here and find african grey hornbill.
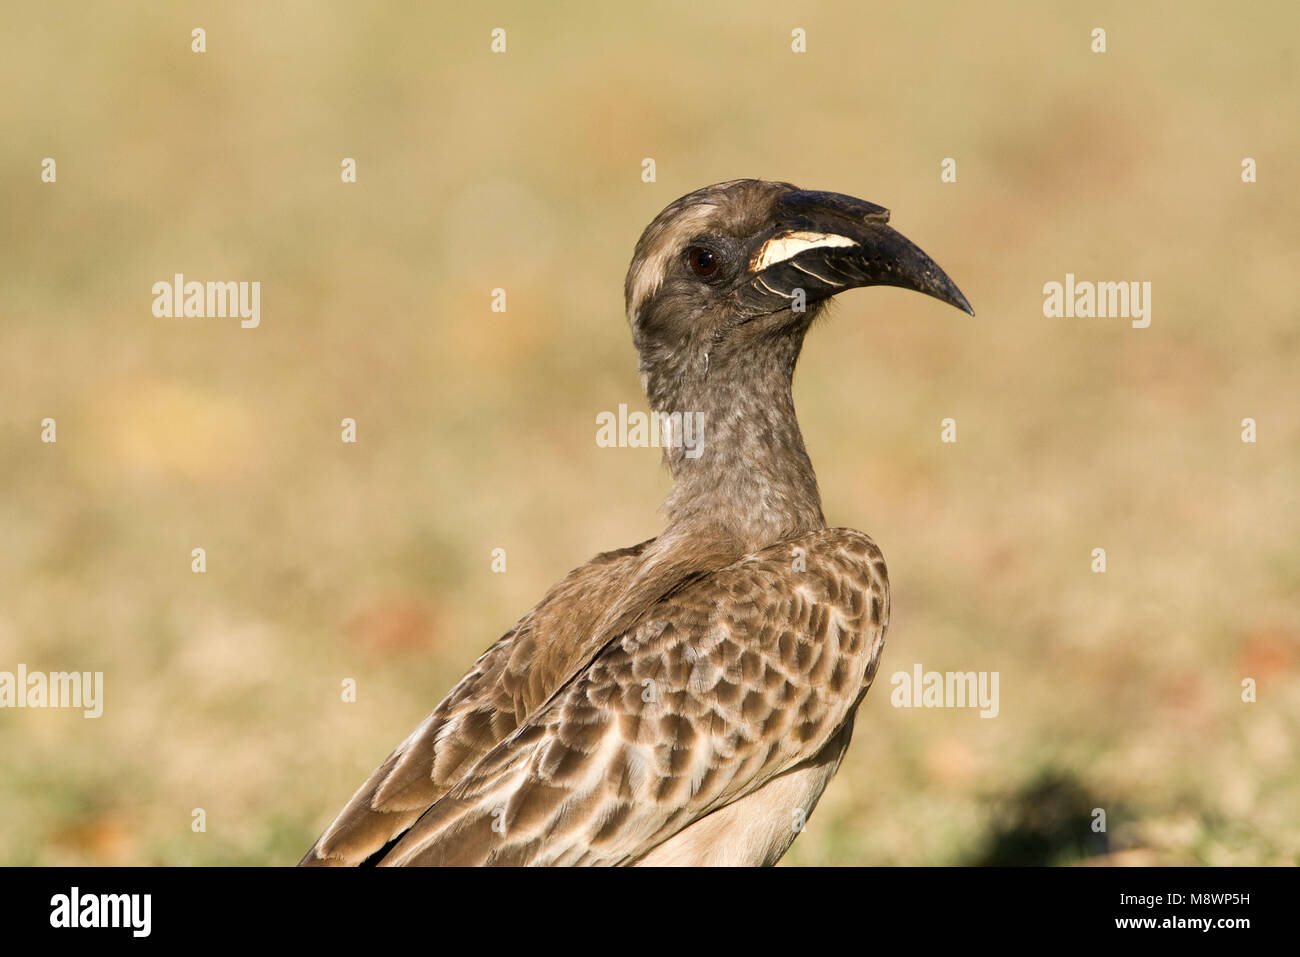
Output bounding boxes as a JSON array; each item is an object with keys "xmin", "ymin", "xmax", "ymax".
[{"xmin": 301, "ymin": 178, "xmax": 972, "ymax": 866}]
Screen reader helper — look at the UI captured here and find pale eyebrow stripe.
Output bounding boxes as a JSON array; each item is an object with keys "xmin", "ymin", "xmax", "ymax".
[{"xmin": 750, "ymin": 231, "xmax": 857, "ymax": 271}]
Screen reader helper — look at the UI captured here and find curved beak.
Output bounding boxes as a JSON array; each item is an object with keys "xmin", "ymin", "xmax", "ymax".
[{"xmin": 739, "ymin": 189, "xmax": 974, "ymax": 317}]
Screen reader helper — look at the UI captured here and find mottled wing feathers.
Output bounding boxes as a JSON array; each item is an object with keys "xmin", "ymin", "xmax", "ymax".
[
  {"xmin": 374, "ymin": 528, "xmax": 888, "ymax": 866},
  {"xmin": 301, "ymin": 540, "xmax": 654, "ymax": 865}
]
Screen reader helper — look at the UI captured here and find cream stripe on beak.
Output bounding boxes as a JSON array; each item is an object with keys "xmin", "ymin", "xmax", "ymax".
[{"xmin": 750, "ymin": 231, "xmax": 858, "ymax": 272}]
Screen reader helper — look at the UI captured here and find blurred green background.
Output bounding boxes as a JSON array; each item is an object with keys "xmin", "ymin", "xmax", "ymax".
[{"xmin": 2, "ymin": 1, "xmax": 1297, "ymax": 865}]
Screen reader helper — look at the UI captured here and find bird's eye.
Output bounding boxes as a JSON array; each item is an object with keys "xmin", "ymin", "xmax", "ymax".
[{"xmin": 686, "ymin": 246, "xmax": 718, "ymax": 278}]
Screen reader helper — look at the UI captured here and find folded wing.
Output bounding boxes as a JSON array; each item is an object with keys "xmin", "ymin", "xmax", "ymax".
[{"xmin": 375, "ymin": 529, "xmax": 888, "ymax": 866}]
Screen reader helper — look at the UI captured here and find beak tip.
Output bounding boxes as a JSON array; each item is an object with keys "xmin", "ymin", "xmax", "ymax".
[{"xmin": 942, "ymin": 285, "xmax": 975, "ymax": 317}]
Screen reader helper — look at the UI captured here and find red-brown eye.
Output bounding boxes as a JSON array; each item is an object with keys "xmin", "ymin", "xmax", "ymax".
[{"xmin": 686, "ymin": 246, "xmax": 718, "ymax": 277}]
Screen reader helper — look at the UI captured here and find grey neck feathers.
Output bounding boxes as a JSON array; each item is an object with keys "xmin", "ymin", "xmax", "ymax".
[{"xmin": 643, "ymin": 321, "xmax": 826, "ymax": 553}]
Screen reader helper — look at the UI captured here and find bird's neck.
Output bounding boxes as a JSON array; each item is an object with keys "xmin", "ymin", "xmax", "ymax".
[{"xmin": 652, "ymin": 340, "xmax": 826, "ymax": 553}]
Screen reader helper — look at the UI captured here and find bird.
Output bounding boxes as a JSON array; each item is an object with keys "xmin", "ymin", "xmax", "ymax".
[{"xmin": 300, "ymin": 178, "xmax": 972, "ymax": 866}]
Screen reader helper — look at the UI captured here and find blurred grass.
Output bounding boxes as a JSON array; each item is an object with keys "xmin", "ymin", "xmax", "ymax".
[{"xmin": 1, "ymin": 1, "xmax": 1297, "ymax": 865}]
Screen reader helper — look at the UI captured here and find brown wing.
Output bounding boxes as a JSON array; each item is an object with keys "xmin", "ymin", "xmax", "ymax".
[
  {"xmin": 375, "ymin": 527, "xmax": 888, "ymax": 866},
  {"xmin": 301, "ymin": 540, "xmax": 655, "ymax": 865}
]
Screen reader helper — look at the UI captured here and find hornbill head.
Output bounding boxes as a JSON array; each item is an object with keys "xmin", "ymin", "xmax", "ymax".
[{"xmin": 625, "ymin": 179, "xmax": 972, "ymax": 407}]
